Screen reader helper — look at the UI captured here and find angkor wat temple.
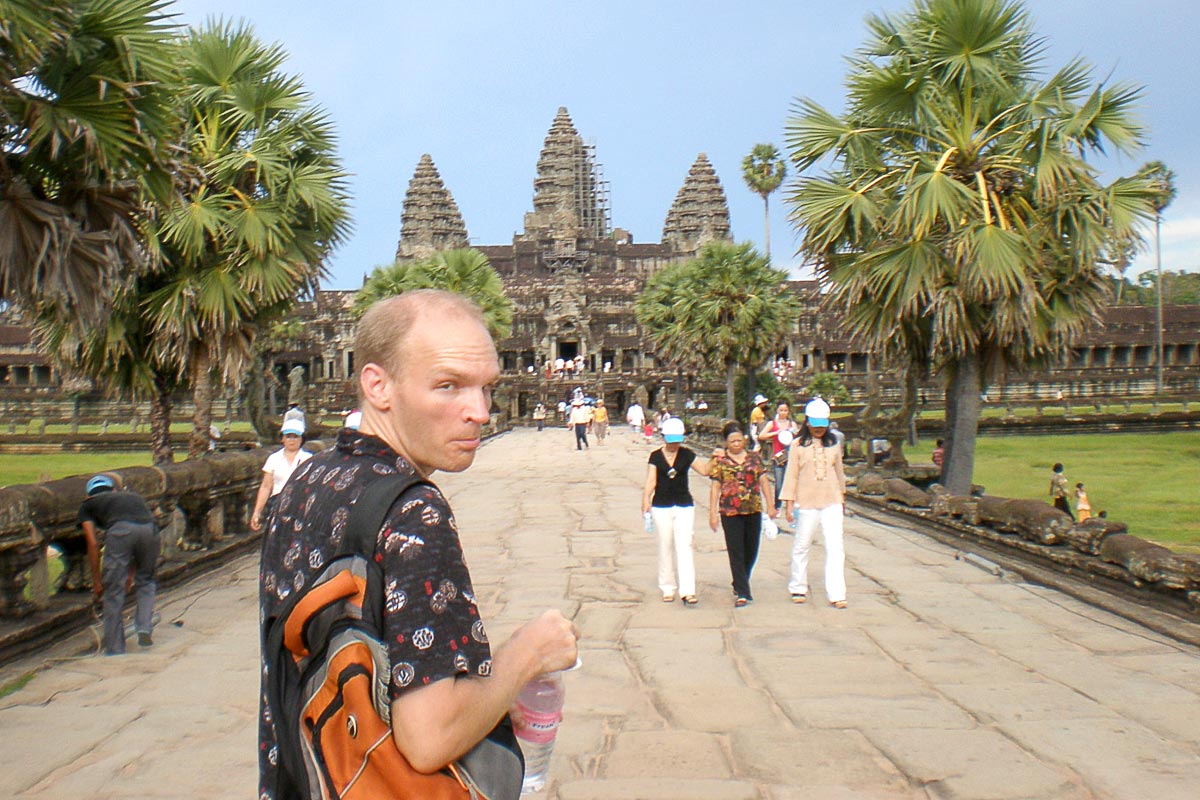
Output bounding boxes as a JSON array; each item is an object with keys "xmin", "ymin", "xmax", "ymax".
[{"xmin": 0, "ymin": 107, "xmax": 1198, "ymax": 421}]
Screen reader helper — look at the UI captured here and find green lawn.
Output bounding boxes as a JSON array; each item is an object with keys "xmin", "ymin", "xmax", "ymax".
[
  {"xmin": 934, "ymin": 432, "xmax": 1200, "ymax": 552},
  {"xmin": 0, "ymin": 452, "xmax": 157, "ymax": 487}
]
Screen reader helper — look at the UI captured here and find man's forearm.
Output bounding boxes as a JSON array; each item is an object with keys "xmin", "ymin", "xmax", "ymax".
[{"xmin": 390, "ymin": 611, "xmax": 576, "ymax": 773}]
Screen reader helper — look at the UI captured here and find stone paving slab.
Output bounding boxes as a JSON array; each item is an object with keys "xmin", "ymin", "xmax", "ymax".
[{"xmin": 2, "ymin": 427, "xmax": 1200, "ymax": 798}]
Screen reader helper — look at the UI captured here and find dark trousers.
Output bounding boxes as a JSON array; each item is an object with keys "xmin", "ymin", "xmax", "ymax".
[
  {"xmin": 1053, "ymin": 496, "xmax": 1074, "ymax": 520},
  {"xmin": 574, "ymin": 424, "xmax": 589, "ymax": 449},
  {"xmin": 772, "ymin": 462, "xmax": 786, "ymax": 511},
  {"xmin": 101, "ymin": 521, "xmax": 160, "ymax": 654},
  {"xmin": 720, "ymin": 513, "xmax": 762, "ymax": 601}
]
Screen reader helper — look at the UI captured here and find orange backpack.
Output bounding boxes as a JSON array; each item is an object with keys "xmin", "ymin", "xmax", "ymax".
[{"xmin": 264, "ymin": 474, "xmax": 524, "ymax": 799}]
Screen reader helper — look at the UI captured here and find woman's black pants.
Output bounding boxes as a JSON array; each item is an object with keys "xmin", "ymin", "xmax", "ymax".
[{"xmin": 720, "ymin": 513, "xmax": 762, "ymax": 601}]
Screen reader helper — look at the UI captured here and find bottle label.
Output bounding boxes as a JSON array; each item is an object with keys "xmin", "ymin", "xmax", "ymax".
[{"xmin": 514, "ymin": 707, "xmax": 563, "ymax": 745}]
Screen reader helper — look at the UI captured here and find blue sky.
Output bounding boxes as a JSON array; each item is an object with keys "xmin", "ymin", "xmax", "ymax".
[{"xmin": 170, "ymin": 0, "xmax": 1200, "ymax": 288}]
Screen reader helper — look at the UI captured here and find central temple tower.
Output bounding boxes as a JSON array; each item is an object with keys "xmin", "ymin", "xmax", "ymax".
[{"xmin": 392, "ymin": 105, "xmax": 735, "ymax": 407}]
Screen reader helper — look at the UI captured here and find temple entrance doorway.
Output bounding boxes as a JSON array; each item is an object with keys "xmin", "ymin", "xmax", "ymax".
[{"xmin": 558, "ymin": 341, "xmax": 578, "ymax": 360}]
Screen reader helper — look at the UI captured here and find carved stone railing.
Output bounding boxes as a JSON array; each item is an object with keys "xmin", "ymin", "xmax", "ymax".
[
  {"xmin": 0, "ymin": 449, "xmax": 270, "ymax": 618},
  {"xmin": 0, "ymin": 420, "xmax": 526, "ymax": 622},
  {"xmin": 852, "ymin": 469, "xmax": 1200, "ymax": 616}
]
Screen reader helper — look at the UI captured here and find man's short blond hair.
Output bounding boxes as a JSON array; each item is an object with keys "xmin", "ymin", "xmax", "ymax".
[{"xmin": 355, "ymin": 290, "xmax": 487, "ymax": 386}]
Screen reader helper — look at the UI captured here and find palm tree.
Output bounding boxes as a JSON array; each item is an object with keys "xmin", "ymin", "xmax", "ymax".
[
  {"xmin": 35, "ymin": 276, "xmax": 183, "ymax": 464},
  {"xmin": 1105, "ymin": 228, "xmax": 1142, "ymax": 305},
  {"xmin": 785, "ymin": 0, "xmax": 1157, "ymax": 494},
  {"xmin": 636, "ymin": 241, "xmax": 800, "ymax": 420},
  {"xmin": 741, "ymin": 144, "xmax": 787, "ymax": 261},
  {"xmin": 634, "ymin": 262, "xmax": 709, "ymax": 417},
  {"xmin": 1137, "ymin": 161, "xmax": 1177, "ymax": 394},
  {"xmin": 0, "ymin": 0, "xmax": 179, "ymax": 323},
  {"xmin": 147, "ymin": 20, "xmax": 350, "ymax": 459},
  {"xmin": 355, "ymin": 248, "xmax": 514, "ymax": 340}
]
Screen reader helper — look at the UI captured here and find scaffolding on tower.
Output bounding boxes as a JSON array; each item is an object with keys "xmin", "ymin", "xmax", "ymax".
[{"xmin": 577, "ymin": 139, "xmax": 611, "ymax": 238}]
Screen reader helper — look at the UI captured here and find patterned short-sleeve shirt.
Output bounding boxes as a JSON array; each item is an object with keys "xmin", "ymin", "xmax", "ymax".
[
  {"xmin": 709, "ymin": 451, "xmax": 766, "ymax": 516},
  {"xmin": 258, "ymin": 429, "xmax": 491, "ymax": 800}
]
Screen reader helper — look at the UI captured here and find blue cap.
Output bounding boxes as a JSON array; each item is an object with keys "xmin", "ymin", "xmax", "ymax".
[{"xmin": 86, "ymin": 475, "xmax": 115, "ymax": 496}]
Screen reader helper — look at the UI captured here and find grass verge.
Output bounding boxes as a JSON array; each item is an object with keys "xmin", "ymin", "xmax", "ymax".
[
  {"xmin": 933, "ymin": 431, "xmax": 1200, "ymax": 551},
  {"xmin": 0, "ymin": 452, "xmax": 157, "ymax": 487}
]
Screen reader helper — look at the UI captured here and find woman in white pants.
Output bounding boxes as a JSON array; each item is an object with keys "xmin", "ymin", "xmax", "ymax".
[
  {"xmin": 779, "ymin": 398, "xmax": 848, "ymax": 609},
  {"xmin": 642, "ymin": 417, "xmax": 710, "ymax": 606}
]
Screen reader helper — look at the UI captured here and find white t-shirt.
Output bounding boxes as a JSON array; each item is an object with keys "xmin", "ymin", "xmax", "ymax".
[
  {"xmin": 262, "ymin": 448, "xmax": 312, "ymax": 496},
  {"xmin": 627, "ymin": 404, "xmax": 645, "ymax": 426}
]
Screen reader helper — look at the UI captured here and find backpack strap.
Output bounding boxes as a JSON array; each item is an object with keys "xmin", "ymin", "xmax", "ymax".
[{"xmin": 341, "ymin": 472, "xmax": 430, "ymax": 561}]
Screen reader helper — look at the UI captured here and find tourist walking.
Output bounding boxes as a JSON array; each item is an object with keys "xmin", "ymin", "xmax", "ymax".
[
  {"xmin": 250, "ymin": 418, "xmax": 312, "ymax": 532},
  {"xmin": 77, "ymin": 474, "xmax": 160, "ymax": 654},
  {"xmin": 1049, "ymin": 463, "xmax": 1073, "ymax": 519},
  {"xmin": 259, "ymin": 291, "xmax": 578, "ymax": 798},
  {"xmin": 592, "ymin": 400, "xmax": 609, "ymax": 443},
  {"xmin": 533, "ymin": 401, "xmax": 547, "ymax": 431},
  {"xmin": 1075, "ymin": 482, "xmax": 1092, "ymax": 521},
  {"xmin": 757, "ymin": 402, "xmax": 800, "ymax": 519},
  {"xmin": 642, "ymin": 417, "xmax": 711, "ymax": 606},
  {"xmin": 708, "ymin": 421, "xmax": 775, "ymax": 607},
  {"xmin": 779, "ymin": 398, "xmax": 849, "ymax": 609},
  {"xmin": 626, "ymin": 401, "xmax": 645, "ymax": 439},
  {"xmin": 569, "ymin": 398, "xmax": 592, "ymax": 449},
  {"xmin": 748, "ymin": 393, "xmax": 770, "ymax": 451}
]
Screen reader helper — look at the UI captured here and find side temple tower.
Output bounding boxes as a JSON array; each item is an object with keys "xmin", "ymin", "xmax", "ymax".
[{"xmin": 395, "ymin": 154, "xmax": 469, "ymax": 260}]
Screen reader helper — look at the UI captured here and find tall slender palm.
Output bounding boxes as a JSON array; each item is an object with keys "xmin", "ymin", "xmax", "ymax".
[
  {"xmin": 0, "ymin": 0, "xmax": 179, "ymax": 322},
  {"xmin": 355, "ymin": 248, "xmax": 514, "ymax": 340},
  {"xmin": 636, "ymin": 241, "xmax": 800, "ymax": 419},
  {"xmin": 785, "ymin": 0, "xmax": 1157, "ymax": 493},
  {"xmin": 148, "ymin": 21, "xmax": 350, "ymax": 458},
  {"xmin": 741, "ymin": 144, "xmax": 787, "ymax": 261},
  {"xmin": 1138, "ymin": 161, "xmax": 1176, "ymax": 394}
]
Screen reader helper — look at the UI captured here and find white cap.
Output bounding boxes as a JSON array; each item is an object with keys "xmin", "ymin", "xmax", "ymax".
[
  {"xmin": 804, "ymin": 398, "xmax": 831, "ymax": 426},
  {"xmin": 281, "ymin": 419, "xmax": 305, "ymax": 436},
  {"xmin": 344, "ymin": 410, "xmax": 362, "ymax": 430},
  {"xmin": 753, "ymin": 394, "xmax": 769, "ymax": 405},
  {"xmin": 661, "ymin": 417, "xmax": 686, "ymax": 442}
]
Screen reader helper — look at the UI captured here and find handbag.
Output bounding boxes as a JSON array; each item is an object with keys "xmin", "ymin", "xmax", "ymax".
[{"xmin": 761, "ymin": 514, "xmax": 779, "ymax": 541}]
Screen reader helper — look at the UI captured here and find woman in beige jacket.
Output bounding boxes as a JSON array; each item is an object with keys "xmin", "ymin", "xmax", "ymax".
[{"xmin": 778, "ymin": 398, "xmax": 848, "ymax": 608}]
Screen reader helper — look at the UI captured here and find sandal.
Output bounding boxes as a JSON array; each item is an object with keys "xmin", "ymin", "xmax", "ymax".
[
  {"xmin": 734, "ymin": 597, "xmax": 748, "ymax": 608},
  {"xmin": 662, "ymin": 593, "xmax": 675, "ymax": 603},
  {"xmin": 791, "ymin": 593, "xmax": 806, "ymax": 604},
  {"xmin": 831, "ymin": 600, "xmax": 848, "ymax": 609},
  {"xmin": 682, "ymin": 595, "xmax": 699, "ymax": 606}
]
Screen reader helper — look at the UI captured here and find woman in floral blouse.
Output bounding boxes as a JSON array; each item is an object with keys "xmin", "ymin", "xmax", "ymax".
[{"xmin": 708, "ymin": 421, "xmax": 776, "ymax": 607}]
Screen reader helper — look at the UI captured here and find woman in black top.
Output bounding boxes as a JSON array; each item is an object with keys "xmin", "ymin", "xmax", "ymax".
[{"xmin": 641, "ymin": 417, "xmax": 711, "ymax": 605}]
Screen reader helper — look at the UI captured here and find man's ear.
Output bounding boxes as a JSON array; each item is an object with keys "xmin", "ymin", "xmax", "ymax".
[{"xmin": 359, "ymin": 363, "xmax": 392, "ymax": 411}]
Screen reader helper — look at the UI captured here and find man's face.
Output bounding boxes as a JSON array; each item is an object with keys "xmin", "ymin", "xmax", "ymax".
[{"xmin": 382, "ymin": 313, "xmax": 499, "ymax": 475}]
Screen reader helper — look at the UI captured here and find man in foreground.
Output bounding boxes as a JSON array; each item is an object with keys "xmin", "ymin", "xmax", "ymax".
[{"xmin": 258, "ymin": 290, "xmax": 579, "ymax": 797}]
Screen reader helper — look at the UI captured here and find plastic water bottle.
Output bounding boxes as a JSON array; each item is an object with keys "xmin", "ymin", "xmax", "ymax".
[
  {"xmin": 513, "ymin": 671, "xmax": 565, "ymax": 793},
  {"xmin": 643, "ymin": 511, "xmax": 654, "ymax": 533}
]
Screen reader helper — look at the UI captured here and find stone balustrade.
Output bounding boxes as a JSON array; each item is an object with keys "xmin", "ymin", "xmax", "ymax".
[
  {"xmin": 0, "ymin": 419, "xmax": 519, "ymax": 623},
  {"xmin": 854, "ymin": 470, "xmax": 1200, "ymax": 614},
  {"xmin": 0, "ymin": 449, "xmax": 271, "ymax": 618}
]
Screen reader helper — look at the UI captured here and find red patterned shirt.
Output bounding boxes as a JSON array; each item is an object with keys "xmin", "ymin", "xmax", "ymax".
[{"xmin": 709, "ymin": 451, "xmax": 767, "ymax": 516}]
